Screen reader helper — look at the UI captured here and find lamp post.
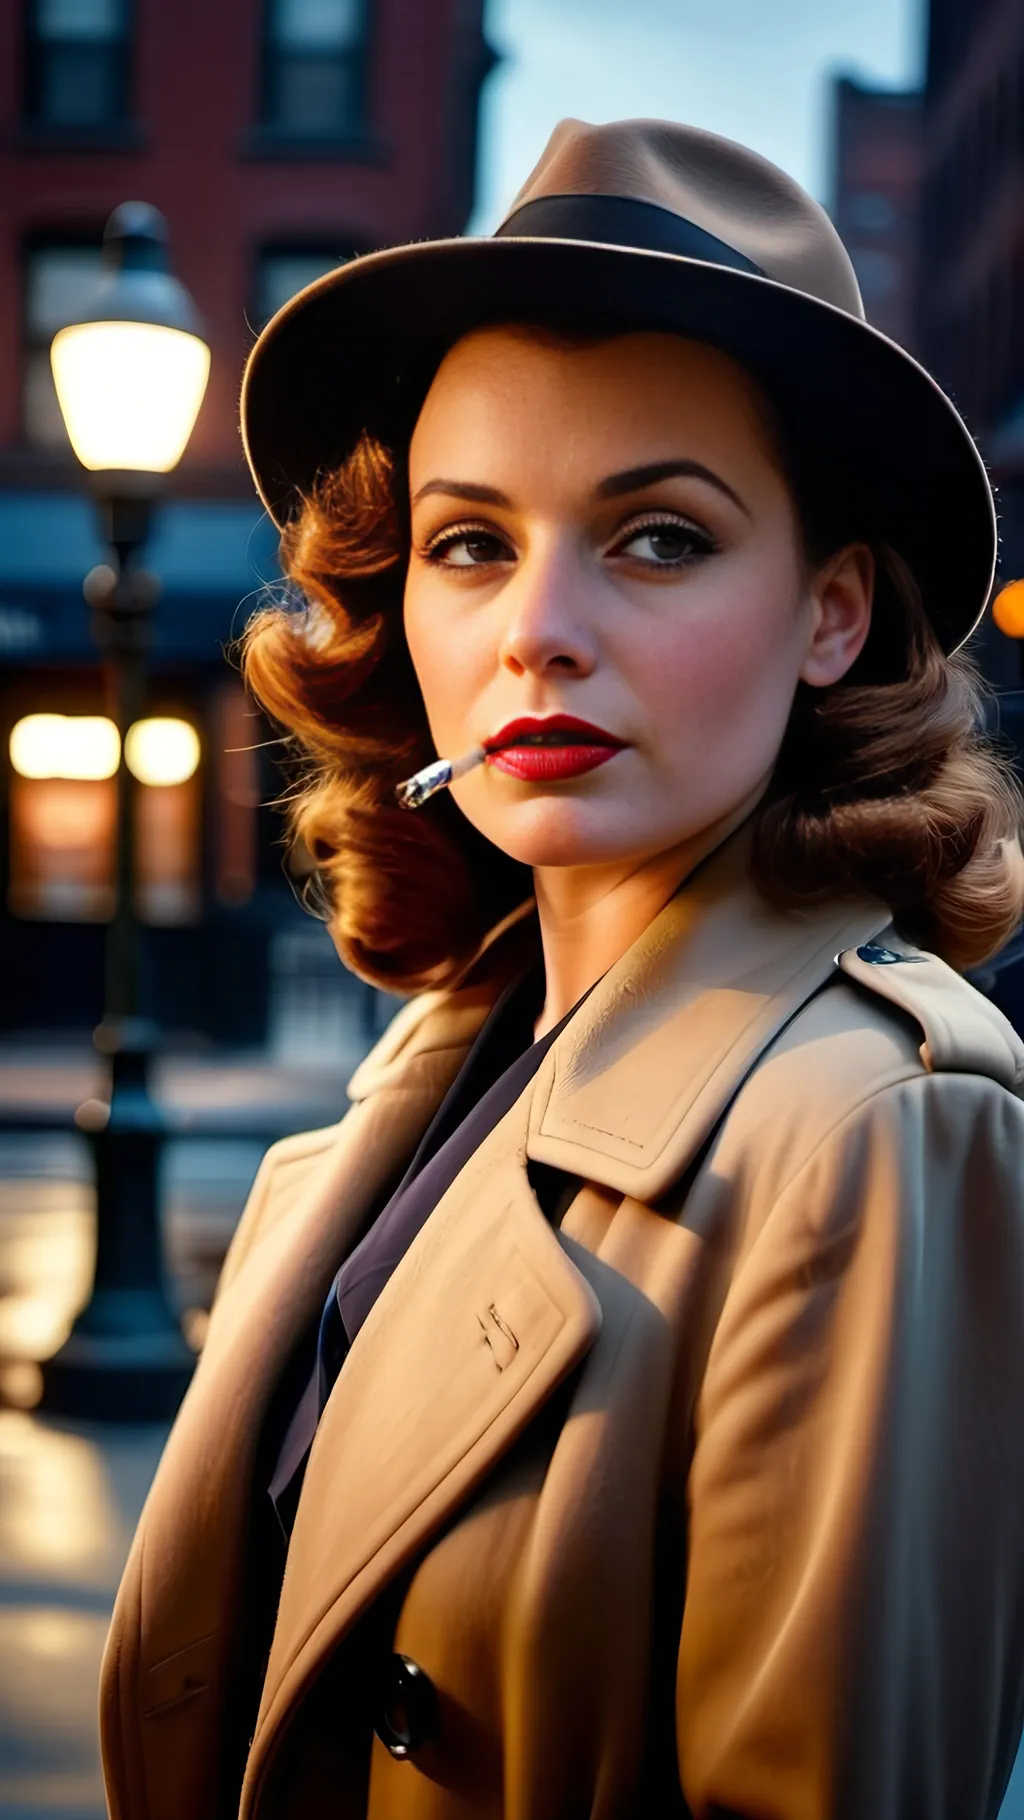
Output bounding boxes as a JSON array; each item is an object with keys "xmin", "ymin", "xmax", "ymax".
[{"xmin": 42, "ymin": 202, "xmax": 211, "ymax": 1420}]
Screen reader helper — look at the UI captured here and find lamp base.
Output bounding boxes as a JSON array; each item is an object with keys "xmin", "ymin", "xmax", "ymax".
[
  {"xmin": 42, "ymin": 1314, "xmax": 195, "ymax": 1422},
  {"xmin": 40, "ymin": 1020, "xmax": 196, "ymax": 1424}
]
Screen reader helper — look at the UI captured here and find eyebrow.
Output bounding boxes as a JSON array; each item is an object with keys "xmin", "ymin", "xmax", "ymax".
[
  {"xmin": 595, "ymin": 459, "xmax": 751, "ymax": 518},
  {"xmin": 411, "ymin": 479, "xmax": 510, "ymax": 508},
  {"xmin": 411, "ymin": 459, "xmax": 751, "ymax": 519}
]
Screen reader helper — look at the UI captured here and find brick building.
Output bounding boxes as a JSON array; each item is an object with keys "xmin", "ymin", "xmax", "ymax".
[
  {"xmin": 829, "ymin": 75, "xmax": 922, "ymax": 353},
  {"xmin": 918, "ymin": 0, "xmax": 1024, "ymax": 688},
  {"xmin": 916, "ymin": 0, "xmax": 1024, "ymax": 1016},
  {"xmin": 0, "ymin": 0, "xmax": 493, "ymax": 1041}
]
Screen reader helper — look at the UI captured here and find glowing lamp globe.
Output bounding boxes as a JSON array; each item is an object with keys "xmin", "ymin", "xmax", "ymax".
[
  {"xmin": 49, "ymin": 202, "xmax": 209, "ymax": 477},
  {"xmin": 993, "ymin": 580, "xmax": 1024, "ymax": 640}
]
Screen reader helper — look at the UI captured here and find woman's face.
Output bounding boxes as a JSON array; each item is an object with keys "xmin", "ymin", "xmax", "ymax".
[{"xmin": 404, "ymin": 326, "xmax": 870, "ymax": 874}]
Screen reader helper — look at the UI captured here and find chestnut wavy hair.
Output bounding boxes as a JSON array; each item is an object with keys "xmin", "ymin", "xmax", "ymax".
[{"xmin": 242, "ymin": 343, "xmax": 1024, "ymax": 991}]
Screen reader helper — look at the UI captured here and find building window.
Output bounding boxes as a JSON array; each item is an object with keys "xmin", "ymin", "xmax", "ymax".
[
  {"xmin": 22, "ymin": 238, "xmax": 105, "ymax": 448},
  {"xmin": 262, "ymin": 0, "xmax": 368, "ymax": 140},
  {"xmin": 254, "ymin": 245, "xmax": 353, "ymax": 326},
  {"xmin": 24, "ymin": 0, "xmax": 131, "ymax": 130}
]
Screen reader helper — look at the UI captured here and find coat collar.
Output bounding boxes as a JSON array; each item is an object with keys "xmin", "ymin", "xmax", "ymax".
[
  {"xmin": 351, "ymin": 820, "xmax": 889, "ymax": 1205},
  {"xmin": 527, "ymin": 824, "xmax": 888, "ymax": 1201}
]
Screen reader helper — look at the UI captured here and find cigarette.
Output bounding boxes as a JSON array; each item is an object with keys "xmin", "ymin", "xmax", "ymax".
[{"xmin": 395, "ymin": 743, "xmax": 487, "ymax": 810}]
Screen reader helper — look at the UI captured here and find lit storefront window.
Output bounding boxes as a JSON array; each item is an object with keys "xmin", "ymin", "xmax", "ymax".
[
  {"xmin": 134, "ymin": 772, "xmax": 201, "ymax": 925},
  {"xmin": 7, "ymin": 711, "xmax": 202, "ymax": 924},
  {"xmin": 9, "ymin": 771, "xmax": 117, "ymax": 922},
  {"xmin": 123, "ymin": 717, "xmax": 200, "ymax": 786},
  {"xmin": 9, "ymin": 712, "xmax": 119, "ymax": 779}
]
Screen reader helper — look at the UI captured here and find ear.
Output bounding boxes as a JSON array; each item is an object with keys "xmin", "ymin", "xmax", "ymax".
[{"xmin": 799, "ymin": 543, "xmax": 874, "ymax": 688}]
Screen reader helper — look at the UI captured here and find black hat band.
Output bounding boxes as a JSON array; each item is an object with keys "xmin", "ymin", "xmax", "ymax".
[{"xmin": 494, "ymin": 193, "xmax": 766, "ymax": 278}]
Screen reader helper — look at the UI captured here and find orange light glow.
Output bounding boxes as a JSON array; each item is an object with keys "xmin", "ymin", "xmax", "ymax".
[{"xmin": 992, "ymin": 580, "xmax": 1024, "ymax": 638}]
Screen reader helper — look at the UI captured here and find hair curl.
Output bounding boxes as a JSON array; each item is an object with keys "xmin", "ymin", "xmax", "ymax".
[{"xmin": 243, "ymin": 389, "xmax": 1023, "ymax": 988}]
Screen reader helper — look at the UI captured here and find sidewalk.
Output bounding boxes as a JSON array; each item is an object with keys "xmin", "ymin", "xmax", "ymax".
[
  {"xmin": 0, "ymin": 1411, "xmax": 166, "ymax": 1820},
  {"xmin": 0, "ymin": 1030, "xmax": 368, "ymax": 1819},
  {"xmin": 0, "ymin": 1025, "xmax": 369, "ymax": 1372},
  {"xmin": 0, "ymin": 1036, "xmax": 364, "ymax": 1138}
]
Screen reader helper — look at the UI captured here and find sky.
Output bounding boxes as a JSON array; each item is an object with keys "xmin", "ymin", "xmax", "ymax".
[{"xmin": 469, "ymin": 0, "xmax": 925, "ymax": 231}]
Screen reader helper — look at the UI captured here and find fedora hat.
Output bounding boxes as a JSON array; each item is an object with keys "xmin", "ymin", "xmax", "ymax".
[{"xmin": 241, "ymin": 116, "xmax": 995, "ymax": 657}]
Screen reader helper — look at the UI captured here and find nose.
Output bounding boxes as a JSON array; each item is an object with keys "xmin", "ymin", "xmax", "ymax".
[{"xmin": 497, "ymin": 538, "xmax": 597, "ymax": 680}]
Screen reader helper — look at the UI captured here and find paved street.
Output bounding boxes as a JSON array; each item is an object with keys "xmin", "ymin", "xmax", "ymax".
[{"xmin": 2, "ymin": 1044, "xmax": 1024, "ymax": 1818}]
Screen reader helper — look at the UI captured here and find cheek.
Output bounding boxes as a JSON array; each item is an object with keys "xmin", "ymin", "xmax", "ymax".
[
  {"xmin": 630, "ymin": 563, "xmax": 807, "ymax": 770},
  {"xmin": 403, "ymin": 580, "xmax": 476, "ymax": 748}
]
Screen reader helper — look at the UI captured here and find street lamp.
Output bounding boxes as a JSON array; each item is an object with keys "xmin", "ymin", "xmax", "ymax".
[{"xmin": 43, "ymin": 202, "xmax": 210, "ymax": 1420}]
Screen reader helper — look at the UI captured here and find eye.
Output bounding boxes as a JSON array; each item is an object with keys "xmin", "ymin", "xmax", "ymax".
[
  {"xmin": 423, "ymin": 524, "xmax": 512, "ymax": 567},
  {"xmin": 612, "ymin": 515, "xmax": 717, "ymax": 567}
]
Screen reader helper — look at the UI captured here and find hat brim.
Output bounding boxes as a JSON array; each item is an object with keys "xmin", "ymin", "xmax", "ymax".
[{"xmin": 241, "ymin": 235, "xmax": 996, "ymax": 656}]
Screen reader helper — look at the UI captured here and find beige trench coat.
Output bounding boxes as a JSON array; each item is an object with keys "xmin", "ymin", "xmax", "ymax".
[{"xmin": 100, "ymin": 827, "xmax": 1024, "ymax": 1820}]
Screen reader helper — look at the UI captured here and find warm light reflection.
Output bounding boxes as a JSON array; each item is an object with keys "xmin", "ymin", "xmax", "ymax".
[
  {"xmin": 0, "ymin": 1412, "xmax": 121, "ymax": 1579},
  {"xmin": 9, "ymin": 714, "xmax": 119, "ymax": 781},
  {"xmin": 0, "ymin": 1192, "xmax": 93, "ymax": 1362},
  {"xmin": 0, "ymin": 1363, "xmax": 43, "ymax": 1411},
  {"xmin": 50, "ymin": 319, "xmax": 211, "ymax": 472},
  {"xmin": 125, "ymin": 716, "xmax": 200, "ymax": 786}
]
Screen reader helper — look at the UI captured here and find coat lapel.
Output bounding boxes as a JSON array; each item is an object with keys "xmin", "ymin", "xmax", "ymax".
[
  {"xmin": 110, "ymin": 1035, "xmax": 478, "ymax": 1820},
  {"xmin": 243, "ymin": 1082, "xmax": 601, "ymax": 1811}
]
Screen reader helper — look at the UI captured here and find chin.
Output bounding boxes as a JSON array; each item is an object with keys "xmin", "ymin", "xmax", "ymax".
[{"xmin": 470, "ymin": 799, "xmax": 651, "ymax": 871}]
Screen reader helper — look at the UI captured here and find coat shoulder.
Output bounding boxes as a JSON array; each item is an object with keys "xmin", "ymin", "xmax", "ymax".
[
  {"xmin": 835, "ymin": 937, "xmax": 1024, "ymax": 1093},
  {"xmin": 218, "ymin": 960, "xmax": 519, "ymax": 1303},
  {"xmin": 347, "ymin": 902, "xmax": 540, "ymax": 1102},
  {"xmin": 346, "ymin": 983, "xmax": 499, "ymax": 1102},
  {"xmin": 754, "ymin": 937, "xmax": 1024, "ymax": 1145},
  {"xmin": 702, "ymin": 936, "xmax": 1020, "ymax": 1201},
  {"xmin": 214, "ymin": 1118, "xmax": 346, "ymax": 1300},
  {"xmin": 696, "ymin": 941, "xmax": 1024, "ymax": 1263}
]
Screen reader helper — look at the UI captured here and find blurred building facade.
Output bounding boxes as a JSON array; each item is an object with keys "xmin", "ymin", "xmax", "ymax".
[
  {"xmin": 919, "ymin": 0, "xmax": 1024, "ymax": 689},
  {"xmin": 916, "ymin": 0, "xmax": 1024, "ymax": 1022},
  {"xmin": 827, "ymin": 36, "xmax": 1024, "ymax": 1023},
  {"xmin": 0, "ymin": 0, "xmax": 493, "ymax": 1042},
  {"xmin": 830, "ymin": 75, "xmax": 922, "ymax": 352}
]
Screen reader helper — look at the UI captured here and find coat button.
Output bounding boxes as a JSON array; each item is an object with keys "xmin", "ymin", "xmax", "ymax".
[{"xmin": 374, "ymin": 1654, "xmax": 439, "ymax": 1760}]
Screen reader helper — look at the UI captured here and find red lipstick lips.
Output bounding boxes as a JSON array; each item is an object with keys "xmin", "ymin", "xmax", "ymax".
[{"xmin": 484, "ymin": 715, "xmax": 625, "ymax": 783}]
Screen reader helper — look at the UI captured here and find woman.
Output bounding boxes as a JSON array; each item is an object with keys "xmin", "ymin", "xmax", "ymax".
[{"xmin": 101, "ymin": 120, "xmax": 1024, "ymax": 1820}]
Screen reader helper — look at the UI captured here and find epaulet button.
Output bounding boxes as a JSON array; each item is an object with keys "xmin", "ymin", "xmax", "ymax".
[{"xmin": 855, "ymin": 943, "xmax": 927, "ymax": 966}]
